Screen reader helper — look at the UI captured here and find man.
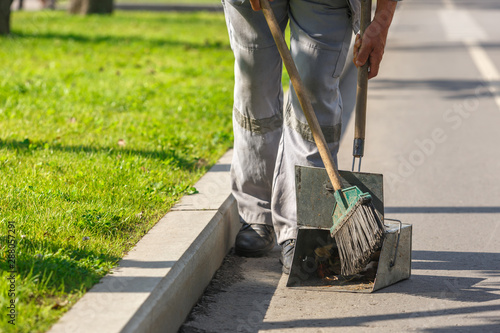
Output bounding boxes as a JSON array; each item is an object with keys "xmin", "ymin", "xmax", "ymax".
[{"xmin": 222, "ymin": 0, "xmax": 398, "ymax": 273}]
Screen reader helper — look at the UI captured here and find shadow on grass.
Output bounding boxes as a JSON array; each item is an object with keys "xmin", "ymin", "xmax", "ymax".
[
  {"xmin": 0, "ymin": 138, "xmax": 204, "ymax": 171},
  {"xmin": 1, "ymin": 236, "xmax": 121, "ymax": 294},
  {"xmin": 8, "ymin": 30, "xmax": 230, "ymax": 50}
]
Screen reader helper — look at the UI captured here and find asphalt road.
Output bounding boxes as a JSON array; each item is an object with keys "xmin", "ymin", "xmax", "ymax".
[{"xmin": 181, "ymin": 0, "xmax": 500, "ymax": 332}]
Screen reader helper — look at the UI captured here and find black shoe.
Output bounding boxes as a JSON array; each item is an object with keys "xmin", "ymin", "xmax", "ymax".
[
  {"xmin": 280, "ymin": 239, "xmax": 295, "ymax": 274},
  {"xmin": 235, "ymin": 223, "xmax": 275, "ymax": 257}
]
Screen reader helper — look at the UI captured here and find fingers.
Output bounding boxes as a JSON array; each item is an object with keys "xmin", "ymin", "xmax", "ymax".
[
  {"xmin": 367, "ymin": 46, "xmax": 384, "ymax": 79},
  {"xmin": 353, "ymin": 33, "xmax": 361, "ymax": 66},
  {"xmin": 367, "ymin": 60, "xmax": 379, "ymax": 79},
  {"xmin": 352, "ymin": 32, "xmax": 385, "ymax": 79},
  {"xmin": 355, "ymin": 35, "xmax": 371, "ymax": 68}
]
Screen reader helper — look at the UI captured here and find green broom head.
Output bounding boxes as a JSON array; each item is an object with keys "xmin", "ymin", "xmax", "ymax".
[{"xmin": 331, "ymin": 186, "xmax": 384, "ymax": 276}]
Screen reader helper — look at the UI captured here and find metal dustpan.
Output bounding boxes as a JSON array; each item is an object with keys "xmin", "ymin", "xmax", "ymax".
[{"xmin": 287, "ymin": 166, "xmax": 412, "ymax": 292}]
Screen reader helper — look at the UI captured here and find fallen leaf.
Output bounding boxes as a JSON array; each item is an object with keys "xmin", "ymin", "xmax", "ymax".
[
  {"xmin": 196, "ymin": 158, "xmax": 209, "ymax": 168},
  {"xmin": 51, "ymin": 300, "xmax": 69, "ymax": 310},
  {"xmin": 325, "ymin": 276, "xmax": 339, "ymax": 282},
  {"xmin": 314, "ymin": 243, "xmax": 334, "ymax": 260}
]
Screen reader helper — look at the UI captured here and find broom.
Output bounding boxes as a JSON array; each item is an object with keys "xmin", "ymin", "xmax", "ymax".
[{"xmin": 260, "ymin": 0, "xmax": 383, "ymax": 276}]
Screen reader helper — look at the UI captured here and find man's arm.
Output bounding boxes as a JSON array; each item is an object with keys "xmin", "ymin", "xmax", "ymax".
[{"xmin": 353, "ymin": 0, "xmax": 398, "ymax": 79}]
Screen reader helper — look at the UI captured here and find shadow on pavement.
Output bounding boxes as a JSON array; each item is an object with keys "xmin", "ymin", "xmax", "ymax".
[
  {"xmin": 369, "ymin": 78, "xmax": 496, "ymax": 101},
  {"xmin": 387, "ymin": 42, "xmax": 500, "ymax": 52},
  {"xmin": 385, "ymin": 206, "xmax": 500, "ymax": 214},
  {"xmin": 401, "ymin": 0, "xmax": 500, "ymax": 10},
  {"xmin": 180, "ymin": 247, "xmax": 282, "ymax": 333},
  {"xmin": 420, "ymin": 321, "xmax": 500, "ymax": 333},
  {"xmin": 259, "ymin": 304, "xmax": 500, "ymax": 331},
  {"xmin": 378, "ymin": 250, "xmax": 500, "ymax": 303}
]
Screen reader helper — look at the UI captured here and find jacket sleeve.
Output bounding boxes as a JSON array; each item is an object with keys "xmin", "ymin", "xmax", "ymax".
[{"xmin": 347, "ymin": 0, "xmax": 360, "ymax": 33}]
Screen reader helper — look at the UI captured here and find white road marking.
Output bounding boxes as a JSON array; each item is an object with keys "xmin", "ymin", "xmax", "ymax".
[
  {"xmin": 440, "ymin": 4, "xmax": 500, "ymax": 111},
  {"xmin": 439, "ymin": 9, "xmax": 487, "ymax": 42},
  {"xmin": 465, "ymin": 40, "xmax": 500, "ymax": 111}
]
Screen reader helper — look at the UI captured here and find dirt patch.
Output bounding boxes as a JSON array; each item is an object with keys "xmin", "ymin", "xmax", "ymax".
[{"xmin": 180, "ymin": 250, "xmax": 245, "ymax": 330}]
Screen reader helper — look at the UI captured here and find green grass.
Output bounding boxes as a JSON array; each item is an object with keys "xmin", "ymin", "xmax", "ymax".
[
  {"xmin": 0, "ymin": 10, "xmax": 234, "ymax": 332},
  {"xmin": 57, "ymin": 0, "xmax": 221, "ymax": 5},
  {"xmin": 117, "ymin": 0, "xmax": 221, "ymax": 4},
  {"xmin": 57, "ymin": 0, "xmax": 222, "ymax": 5}
]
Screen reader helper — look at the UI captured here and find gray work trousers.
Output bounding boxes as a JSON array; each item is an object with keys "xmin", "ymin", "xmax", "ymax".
[{"xmin": 223, "ymin": 0, "xmax": 354, "ymax": 245}]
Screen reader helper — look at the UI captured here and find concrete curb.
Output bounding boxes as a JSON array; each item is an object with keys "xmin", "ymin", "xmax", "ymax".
[{"xmin": 48, "ymin": 149, "xmax": 238, "ymax": 333}]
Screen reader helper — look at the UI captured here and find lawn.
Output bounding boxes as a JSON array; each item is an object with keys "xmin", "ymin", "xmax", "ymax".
[
  {"xmin": 117, "ymin": 0, "xmax": 222, "ymax": 4},
  {"xmin": 59, "ymin": 0, "xmax": 222, "ymax": 4},
  {"xmin": 0, "ymin": 10, "xmax": 234, "ymax": 332}
]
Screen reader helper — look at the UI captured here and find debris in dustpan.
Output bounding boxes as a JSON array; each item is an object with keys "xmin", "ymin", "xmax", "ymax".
[
  {"xmin": 299, "ymin": 243, "xmax": 383, "ymax": 290},
  {"xmin": 314, "ymin": 243, "xmax": 340, "ymax": 278},
  {"xmin": 288, "ymin": 209, "xmax": 412, "ymax": 291}
]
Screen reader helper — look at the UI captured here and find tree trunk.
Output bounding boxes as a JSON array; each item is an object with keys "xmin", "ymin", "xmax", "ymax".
[
  {"xmin": 0, "ymin": 0, "xmax": 13, "ymax": 35},
  {"xmin": 69, "ymin": 0, "xmax": 113, "ymax": 15}
]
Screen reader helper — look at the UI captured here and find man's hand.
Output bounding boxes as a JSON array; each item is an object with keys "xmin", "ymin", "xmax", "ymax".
[{"xmin": 353, "ymin": 0, "xmax": 397, "ymax": 79}]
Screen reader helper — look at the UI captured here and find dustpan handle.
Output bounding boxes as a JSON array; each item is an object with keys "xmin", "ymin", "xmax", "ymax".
[
  {"xmin": 260, "ymin": 0, "xmax": 344, "ymax": 192},
  {"xmin": 353, "ymin": 0, "xmax": 372, "ymax": 160}
]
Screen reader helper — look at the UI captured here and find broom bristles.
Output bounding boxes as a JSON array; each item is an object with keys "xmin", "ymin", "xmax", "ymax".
[{"xmin": 334, "ymin": 198, "xmax": 384, "ymax": 276}]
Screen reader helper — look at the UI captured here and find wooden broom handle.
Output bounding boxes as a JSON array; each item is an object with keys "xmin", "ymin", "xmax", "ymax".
[
  {"xmin": 260, "ymin": 0, "xmax": 344, "ymax": 191},
  {"xmin": 353, "ymin": 0, "xmax": 372, "ymax": 156}
]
